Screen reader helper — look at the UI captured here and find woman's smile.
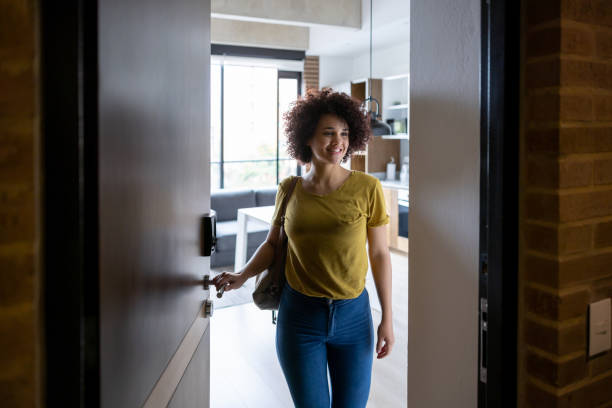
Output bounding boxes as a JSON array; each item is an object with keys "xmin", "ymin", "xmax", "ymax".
[
  {"xmin": 326, "ymin": 146, "xmax": 345, "ymax": 155},
  {"xmin": 309, "ymin": 113, "xmax": 350, "ymax": 165}
]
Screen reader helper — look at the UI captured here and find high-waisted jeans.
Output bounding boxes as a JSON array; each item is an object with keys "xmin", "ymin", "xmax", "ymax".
[{"xmin": 275, "ymin": 282, "xmax": 374, "ymax": 408}]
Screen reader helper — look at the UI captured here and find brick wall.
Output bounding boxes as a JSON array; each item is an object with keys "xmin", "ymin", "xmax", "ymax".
[
  {"xmin": 304, "ymin": 55, "xmax": 319, "ymax": 92},
  {"xmin": 0, "ymin": 0, "xmax": 42, "ymax": 407},
  {"xmin": 521, "ymin": 0, "xmax": 612, "ymax": 406}
]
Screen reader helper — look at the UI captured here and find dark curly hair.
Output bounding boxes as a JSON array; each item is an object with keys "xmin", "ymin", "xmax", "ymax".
[{"xmin": 283, "ymin": 88, "xmax": 370, "ymax": 163}]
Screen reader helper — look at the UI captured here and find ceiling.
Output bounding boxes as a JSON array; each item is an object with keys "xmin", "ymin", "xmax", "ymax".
[
  {"xmin": 308, "ymin": 17, "xmax": 410, "ymax": 57},
  {"xmin": 211, "ymin": 0, "xmax": 410, "ymax": 58},
  {"xmin": 308, "ymin": 0, "xmax": 410, "ymax": 57}
]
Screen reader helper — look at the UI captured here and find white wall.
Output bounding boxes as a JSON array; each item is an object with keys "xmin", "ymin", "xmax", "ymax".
[
  {"xmin": 408, "ymin": 0, "xmax": 480, "ymax": 407},
  {"xmin": 350, "ymin": 41, "xmax": 409, "ymax": 80},
  {"xmin": 319, "ymin": 56, "xmax": 353, "ymax": 89},
  {"xmin": 319, "ymin": 41, "xmax": 410, "ymax": 88}
]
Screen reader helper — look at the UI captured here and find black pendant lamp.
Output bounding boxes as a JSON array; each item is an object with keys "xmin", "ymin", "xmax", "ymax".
[{"xmin": 363, "ymin": 0, "xmax": 392, "ymax": 137}]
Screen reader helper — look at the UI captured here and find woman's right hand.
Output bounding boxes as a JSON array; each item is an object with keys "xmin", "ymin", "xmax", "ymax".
[{"xmin": 211, "ymin": 271, "xmax": 248, "ymax": 293}]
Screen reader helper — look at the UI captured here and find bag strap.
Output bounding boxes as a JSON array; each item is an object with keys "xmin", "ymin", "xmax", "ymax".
[{"xmin": 278, "ymin": 176, "xmax": 300, "ymax": 226}]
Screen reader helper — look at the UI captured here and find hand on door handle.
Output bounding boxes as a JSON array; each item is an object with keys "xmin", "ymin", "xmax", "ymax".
[
  {"xmin": 202, "ymin": 274, "xmax": 227, "ymax": 298},
  {"xmin": 211, "ymin": 271, "xmax": 247, "ymax": 296},
  {"xmin": 202, "ymin": 274, "xmax": 230, "ymax": 298}
]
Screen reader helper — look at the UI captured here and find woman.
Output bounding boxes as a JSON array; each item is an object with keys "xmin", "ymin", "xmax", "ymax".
[{"xmin": 212, "ymin": 89, "xmax": 394, "ymax": 408}]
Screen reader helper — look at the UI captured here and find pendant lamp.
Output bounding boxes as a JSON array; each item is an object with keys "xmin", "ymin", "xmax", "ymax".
[{"xmin": 363, "ymin": 0, "xmax": 392, "ymax": 136}]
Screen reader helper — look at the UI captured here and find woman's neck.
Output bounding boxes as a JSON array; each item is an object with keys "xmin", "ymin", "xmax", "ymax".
[{"xmin": 303, "ymin": 162, "xmax": 351, "ymax": 192}]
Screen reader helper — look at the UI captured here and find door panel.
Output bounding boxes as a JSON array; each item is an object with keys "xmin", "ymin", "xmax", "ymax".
[
  {"xmin": 98, "ymin": 0, "xmax": 210, "ymax": 406},
  {"xmin": 168, "ymin": 327, "xmax": 211, "ymax": 408}
]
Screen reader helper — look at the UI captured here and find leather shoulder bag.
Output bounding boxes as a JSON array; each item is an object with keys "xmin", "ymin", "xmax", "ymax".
[{"xmin": 252, "ymin": 176, "xmax": 299, "ymax": 311}]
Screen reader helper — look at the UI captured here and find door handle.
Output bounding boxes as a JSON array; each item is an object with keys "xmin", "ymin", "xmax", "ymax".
[
  {"xmin": 200, "ymin": 210, "xmax": 217, "ymax": 257},
  {"xmin": 216, "ymin": 283, "xmax": 227, "ymax": 298},
  {"xmin": 202, "ymin": 274, "xmax": 227, "ymax": 298}
]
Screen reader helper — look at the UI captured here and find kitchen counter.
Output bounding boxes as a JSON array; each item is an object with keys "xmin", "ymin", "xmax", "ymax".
[
  {"xmin": 380, "ymin": 180, "xmax": 409, "ymax": 191},
  {"xmin": 369, "ymin": 172, "xmax": 409, "ymax": 191}
]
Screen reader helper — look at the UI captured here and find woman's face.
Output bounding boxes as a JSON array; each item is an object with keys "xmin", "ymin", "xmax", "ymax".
[{"xmin": 307, "ymin": 114, "xmax": 349, "ymax": 166}]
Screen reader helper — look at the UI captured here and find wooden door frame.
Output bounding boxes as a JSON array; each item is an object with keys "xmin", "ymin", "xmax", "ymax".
[
  {"xmin": 41, "ymin": 1, "xmax": 100, "ymax": 406},
  {"xmin": 478, "ymin": 0, "xmax": 520, "ymax": 406}
]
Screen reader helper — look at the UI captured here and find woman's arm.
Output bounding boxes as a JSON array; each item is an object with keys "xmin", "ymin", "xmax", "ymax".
[
  {"xmin": 211, "ymin": 224, "xmax": 280, "ymax": 292},
  {"xmin": 367, "ymin": 224, "xmax": 395, "ymax": 359},
  {"xmin": 239, "ymin": 224, "xmax": 280, "ymax": 279}
]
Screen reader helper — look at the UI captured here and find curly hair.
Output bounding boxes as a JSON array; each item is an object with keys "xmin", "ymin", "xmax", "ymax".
[{"xmin": 283, "ymin": 88, "xmax": 370, "ymax": 163}]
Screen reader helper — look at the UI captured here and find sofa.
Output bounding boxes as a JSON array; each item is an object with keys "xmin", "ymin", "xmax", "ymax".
[{"xmin": 211, "ymin": 186, "xmax": 278, "ymax": 268}]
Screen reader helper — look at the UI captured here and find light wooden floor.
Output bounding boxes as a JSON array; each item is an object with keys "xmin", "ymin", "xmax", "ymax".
[{"xmin": 210, "ymin": 250, "xmax": 408, "ymax": 408}]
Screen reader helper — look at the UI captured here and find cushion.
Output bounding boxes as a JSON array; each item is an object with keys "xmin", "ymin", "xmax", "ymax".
[
  {"xmin": 211, "ymin": 245, "xmax": 261, "ymax": 268},
  {"xmin": 215, "ymin": 220, "xmax": 270, "ymax": 252},
  {"xmin": 255, "ymin": 187, "xmax": 278, "ymax": 207},
  {"xmin": 211, "ymin": 189, "xmax": 256, "ymax": 222}
]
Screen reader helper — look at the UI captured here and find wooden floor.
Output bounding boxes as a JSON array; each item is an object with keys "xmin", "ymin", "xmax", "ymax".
[{"xmin": 210, "ymin": 250, "xmax": 408, "ymax": 407}]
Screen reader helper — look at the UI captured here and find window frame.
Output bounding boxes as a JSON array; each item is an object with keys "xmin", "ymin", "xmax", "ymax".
[{"xmin": 211, "ymin": 59, "xmax": 303, "ymax": 190}]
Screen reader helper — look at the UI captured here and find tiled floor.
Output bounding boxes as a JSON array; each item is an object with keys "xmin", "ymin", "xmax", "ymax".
[{"xmin": 210, "ymin": 249, "xmax": 408, "ymax": 407}]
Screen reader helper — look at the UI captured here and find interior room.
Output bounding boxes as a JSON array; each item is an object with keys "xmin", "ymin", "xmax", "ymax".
[
  {"xmin": 11, "ymin": 0, "xmax": 612, "ymax": 407},
  {"xmin": 207, "ymin": 0, "xmax": 409, "ymax": 406}
]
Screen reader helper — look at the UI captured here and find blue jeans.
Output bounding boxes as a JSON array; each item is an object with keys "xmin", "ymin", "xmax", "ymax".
[{"xmin": 276, "ymin": 283, "xmax": 374, "ymax": 408}]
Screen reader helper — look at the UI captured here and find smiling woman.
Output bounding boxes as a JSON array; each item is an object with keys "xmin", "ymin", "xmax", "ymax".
[{"xmin": 213, "ymin": 89, "xmax": 394, "ymax": 408}]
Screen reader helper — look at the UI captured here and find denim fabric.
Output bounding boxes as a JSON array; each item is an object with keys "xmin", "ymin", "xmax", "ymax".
[{"xmin": 276, "ymin": 283, "xmax": 374, "ymax": 408}]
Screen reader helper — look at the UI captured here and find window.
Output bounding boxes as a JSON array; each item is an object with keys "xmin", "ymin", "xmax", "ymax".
[
  {"xmin": 278, "ymin": 72, "xmax": 301, "ymax": 182},
  {"xmin": 210, "ymin": 63, "xmax": 301, "ymax": 190}
]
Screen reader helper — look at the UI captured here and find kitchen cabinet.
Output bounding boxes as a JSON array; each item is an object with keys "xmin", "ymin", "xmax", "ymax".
[
  {"xmin": 349, "ymin": 79, "xmax": 401, "ymax": 173},
  {"xmin": 381, "ymin": 75, "xmax": 409, "ymax": 140}
]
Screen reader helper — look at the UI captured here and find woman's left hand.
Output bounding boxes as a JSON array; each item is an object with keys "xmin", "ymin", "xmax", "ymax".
[{"xmin": 376, "ymin": 320, "xmax": 395, "ymax": 359}]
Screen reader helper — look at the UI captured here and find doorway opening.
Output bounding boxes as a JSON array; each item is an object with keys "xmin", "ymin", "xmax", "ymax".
[{"xmin": 207, "ymin": 10, "xmax": 410, "ymax": 405}]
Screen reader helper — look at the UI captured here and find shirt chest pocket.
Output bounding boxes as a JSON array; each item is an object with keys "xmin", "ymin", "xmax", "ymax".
[{"xmin": 338, "ymin": 211, "xmax": 364, "ymax": 225}]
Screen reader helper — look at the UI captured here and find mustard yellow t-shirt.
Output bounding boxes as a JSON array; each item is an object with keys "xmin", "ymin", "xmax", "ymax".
[{"xmin": 272, "ymin": 171, "xmax": 389, "ymax": 299}]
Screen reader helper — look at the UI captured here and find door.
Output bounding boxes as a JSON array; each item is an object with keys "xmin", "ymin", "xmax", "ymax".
[
  {"xmin": 42, "ymin": 0, "xmax": 212, "ymax": 406},
  {"xmin": 99, "ymin": 0, "xmax": 211, "ymax": 406}
]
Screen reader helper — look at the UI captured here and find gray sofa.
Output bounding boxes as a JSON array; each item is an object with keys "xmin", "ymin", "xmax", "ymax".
[{"xmin": 211, "ymin": 187, "xmax": 278, "ymax": 268}]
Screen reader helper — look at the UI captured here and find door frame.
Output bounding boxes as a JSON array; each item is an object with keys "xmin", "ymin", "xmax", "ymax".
[
  {"xmin": 478, "ymin": 0, "xmax": 520, "ymax": 406},
  {"xmin": 41, "ymin": 0, "xmax": 100, "ymax": 406}
]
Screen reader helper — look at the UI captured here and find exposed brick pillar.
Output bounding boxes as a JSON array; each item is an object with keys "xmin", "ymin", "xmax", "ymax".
[
  {"xmin": 304, "ymin": 55, "xmax": 319, "ymax": 92},
  {"xmin": 520, "ymin": 0, "xmax": 612, "ymax": 406},
  {"xmin": 0, "ymin": 0, "xmax": 42, "ymax": 407}
]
